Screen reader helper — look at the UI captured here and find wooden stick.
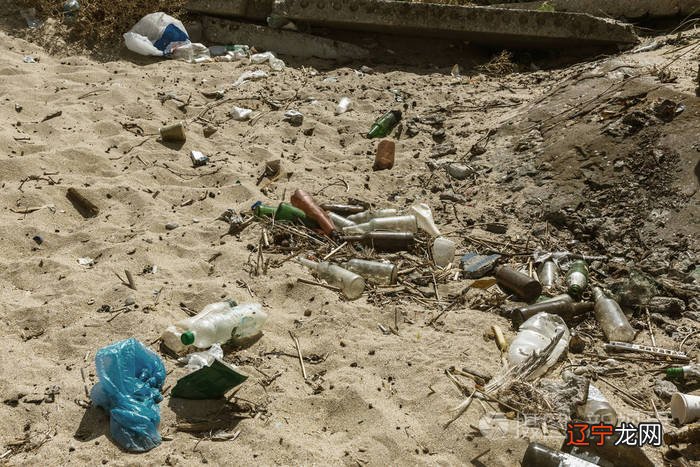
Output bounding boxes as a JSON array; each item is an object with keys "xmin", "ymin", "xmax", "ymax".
[
  {"xmin": 66, "ymin": 188, "xmax": 99, "ymax": 218},
  {"xmin": 297, "ymin": 278, "xmax": 341, "ymax": 293},
  {"xmin": 444, "ymin": 388, "xmax": 477, "ymax": 428},
  {"xmin": 323, "ymin": 242, "xmax": 347, "ymax": 261},
  {"xmin": 80, "ymin": 367, "xmax": 89, "ymax": 398},
  {"xmin": 645, "ymin": 308, "xmax": 656, "ymax": 347},
  {"xmin": 289, "ymin": 331, "xmax": 307, "ymax": 380},
  {"xmin": 492, "ymin": 325, "xmax": 507, "ymax": 353}
]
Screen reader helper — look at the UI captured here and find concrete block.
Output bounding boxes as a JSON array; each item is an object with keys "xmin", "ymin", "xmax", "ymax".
[
  {"xmin": 186, "ymin": 0, "xmax": 273, "ymax": 20},
  {"xmin": 202, "ymin": 16, "xmax": 370, "ymax": 60},
  {"xmin": 272, "ymin": 0, "xmax": 638, "ymax": 48}
]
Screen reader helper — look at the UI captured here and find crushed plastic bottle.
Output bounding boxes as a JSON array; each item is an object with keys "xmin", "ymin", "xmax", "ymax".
[
  {"xmin": 234, "ymin": 70, "xmax": 269, "ymax": 87},
  {"xmin": 507, "ymin": 312, "xmax": 570, "ymax": 379},
  {"xmin": 335, "ymin": 97, "xmax": 353, "ymax": 115},
  {"xmin": 577, "ymin": 382, "xmax": 617, "ymax": 425},
  {"xmin": 178, "ymin": 343, "xmax": 224, "ymax": 371},
  {"xmin": 250, "ymin": 51, "xmax": 285, "ymax": 71},
  {"xmin": 230, "ymin": 106, "xmax": 253, "ymax": 121},
  {"xmin": 432, "ymin": 237, "xmax": 456, "ymax": 267},
  {"xmin": 161, "ymin": 301, "xmax": 267, "ymax": 354},
  {"xmin": 410, "ymin": 203, "xmax": 441, "ymax": 236}
]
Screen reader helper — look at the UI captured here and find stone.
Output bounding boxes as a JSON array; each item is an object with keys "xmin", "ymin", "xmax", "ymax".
[
  {"xmin": 272, "ymin": 0, "xmax": 638, "ymax": 49},
  {"xmin": 654, "ymin": 380, "xmax": 678, "ymax": 401},
  {"xmin": 202, "ymin": 17, "xmax": 369, "ymax": 60},
  {"xmin": 165, "ymin": 222, "xmax": 180, "ymax": 231},
  {"xmin": 461, "ymin": 252, "xmax": 501, "ymax": 278}
]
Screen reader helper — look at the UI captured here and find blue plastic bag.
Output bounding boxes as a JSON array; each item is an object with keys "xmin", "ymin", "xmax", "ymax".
[{"xmin": 90, "ymin": 338, "xmax": 166, "ymax": 452}]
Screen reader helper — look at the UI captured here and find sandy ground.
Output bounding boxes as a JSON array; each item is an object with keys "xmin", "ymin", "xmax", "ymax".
[{"xmin": 0, "ymin": 18, "xmax": 698, "ymax": 467}]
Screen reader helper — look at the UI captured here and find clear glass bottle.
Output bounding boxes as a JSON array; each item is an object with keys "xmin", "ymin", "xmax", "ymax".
[
  {"xmin": 566, "ymin": 260, "xmax": 589, "ymax": 298},
  {"xmin": 342, "ymin": 215, "xmax": 418, "ymax": 234},
  {"xmin": 347, "ymin": 208, "xmax": 400, "ymax": 224},
  {"xmin": 592, "ymin": 287, "xmax": 635, "ymax": 342},
  {"xmin": 507, "ymin": 312, "xmax": 570, "ymax": 380},
  {"xmin": 342, "ymin": 259, "xmax": 397, "ymax": 285},
  {"xmin": 522, "ymin": 443, "xmax": 598, "ymax": 467},
  {"xmin": 327, "ymin": 211, "xmax": 356, "ymax": 230},
  {"xmin": 342, "ymin": 232, "xmax": 415, "ymax": 252},
  {"xmin": 297, "ymin": 258, "xmax": 365, "ymax": 300},
  {"xmin": 538, "ymin": 260, "xmax": 559, "ymax": 288}
]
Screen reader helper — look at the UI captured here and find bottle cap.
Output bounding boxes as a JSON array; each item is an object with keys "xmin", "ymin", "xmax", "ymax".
[
  {"xmin": 181, "ymin": 331, "xmax": 195, "ymax": 345},
  {"xmin": 666, "ymin": 367, "xmax": 684, "ymax": 378},
  {"xmin": 251, "ymin": 201, "xmax": 262, "ymax": 212}
]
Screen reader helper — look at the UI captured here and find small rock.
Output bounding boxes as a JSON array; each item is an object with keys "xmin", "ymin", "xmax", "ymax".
[
  {"xmin": 32, "ymin": 235, "xmax": 43, "ymax": 245},
  {"xmin": 431, "ymin": 142, "xmax": 456, "ymax": 158},
  {"xmin": 484, "ymin": 223, "xmax": 507, "ymax": 234},
  {"xmin": 165, "ymin": 222, "xmax": 179, "ymax": 231},
  {"xmin": 653, "ymin": 380, "xmax": 677, "ymax": 401},
  {"xmin": 446, "ymin": 163, "xmax": 475, "ymax": 180},
  {"xmin": 124, "ymin": 296, "xmax": 136, "ymax": 306},
  {"xmin": 360, "ymin": 65, "xmax": 373, "ymax": 74}
]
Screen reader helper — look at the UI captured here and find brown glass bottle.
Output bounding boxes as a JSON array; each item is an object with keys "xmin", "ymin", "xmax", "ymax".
[
  {"xmin": 291, "ymin": 189, "xmax": 338, "ymax": 238},
  {"xmin": 512, "ymin": 299, "xmax": 594, "ymax": 329},
  {"xmin": 342, "ymin": 232, "xmax": 414, "ymax": 252},
  {"xmin": 495, "ymin": 267, "xmax": 543, "ymax": 302}
]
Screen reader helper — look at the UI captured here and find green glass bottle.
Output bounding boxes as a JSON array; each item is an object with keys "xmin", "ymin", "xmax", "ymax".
[
  {"xmin": 566, "ymin": 260, "xmax": 589, "ymax": 298},
  {"xmin": 367, "ymin": 110, "xmax": 402, "ymax": 139},
  {"xmin": 252, "ymin": 201, "xmax": 317, "ymax": 226}
]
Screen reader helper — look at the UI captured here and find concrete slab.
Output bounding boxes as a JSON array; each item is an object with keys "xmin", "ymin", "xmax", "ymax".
[
  {"xmin": 186, "ymin": 0, "xmax": 273, "ymax": 20},
  {"xmin": 272, "ymin": 0, "xmax": 638, "ymax": 48},
  {"xmin": 202, "ymin": 16, "xmax": 370, "ymax": 60},
  {"xmin": 489, "ymin": 0, "xmax": 700, "ymax": 19}
]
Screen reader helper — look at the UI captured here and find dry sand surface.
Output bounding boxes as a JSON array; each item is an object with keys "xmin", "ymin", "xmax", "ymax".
[{"xmin": 0, "ymin": 19, "xmax": 698, "ymax": 467}]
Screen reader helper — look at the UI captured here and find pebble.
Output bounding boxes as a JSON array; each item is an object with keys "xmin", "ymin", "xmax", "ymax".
[
  {"xmin": 165, "ymin": 222, "xmax": 179, "ymax": 231},
  {"xmin": 653, "ymin": 380, "xmax": 678, "ymax": 401},
  {"xmin": 124, "ymin": 296, "xmax": 136, "ymax": 306}
]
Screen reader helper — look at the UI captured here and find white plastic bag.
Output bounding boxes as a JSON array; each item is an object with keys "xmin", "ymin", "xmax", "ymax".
[{"xmin": 124, "ymin": 12, "xmax": 189, "ymax": 57}]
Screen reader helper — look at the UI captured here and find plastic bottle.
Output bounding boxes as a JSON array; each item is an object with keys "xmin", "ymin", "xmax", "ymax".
[
  {"xmin": 592, "ymin": 287, "xmax": 635, "ymax": 342},
  {"xmin": 432, "ymin": 237, "xmax": 456, "ymax": 267},
  {"xmin": 577, "ymin": 383, "xmax": 618, "ymax": 425},
  {"xmin": 342, "ymin": 232, "xmax": 415, "ymax": 252},
  {"xmin": 495, "ymin": 266, "xmax": 543, "ymax": 302},
  {"xmin": 566, "ymin": 260, "xmax": 589, "ymax": 298},
  {"xmin": 409, "ymin": 203, "xmax": 441, "ymax": 236},
  {"xmin": 20, "ymin": 8, "xmax": 42, "ymax": 28},
  {"xmin": 63, "ymin": 0, "xmax": 79, "ymax": 22},
  {"xmin": 512, "ymin": 298, "xmax": 593, "ymax": 329},
  {"xmin": 335, "ymin": 97, "xmax": 353, "ymax": 115},
  {"xmin": 327, "ymin": 211, "xmax": 356, "ymax": 230},
  {"xmin": 538, "ymin": 260, "xmax": 559, "ymax": 288},
  {"xmin": 161, "ymin": 301, "xmax": 267, "ymax": 354},
  {"xmin": 297, "ymin": 258, "xmax": 364, "ymax": 299},
  {"xmin": 342, "ymin": 259, "xmax": 397, "ymax": 285},
  {"xmin": 343, "ymin": 215, "xmax": 417, "ymax": 234},
  {"xmin": 507, "ymin": 312, "xmax": 570, "ymax": 379},
  {"xmin": 667, "ymin": 364, "xmax": 700, "ymax": 381},
  {"xmin": 291, "ymin": 189, "xmax": 338, "ymax": 238},
  {"xmin": 367, "ymin": 110, "xmax": 402, "ymax": 139},
  {"xmin": 347, "ymin": 208, "xmax": 400, "ymax": 224},
  {"xmin": 522, "ymin": 443, "xmax": 598, "ymax": 467}
]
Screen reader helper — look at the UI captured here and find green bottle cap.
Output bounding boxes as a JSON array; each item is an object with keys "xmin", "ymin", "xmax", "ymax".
[
  {"xmin": 181, "ymin": 331, "xmax": 195, "ymax": 345},
  {"xmin": 666, "ymin": 367, "xmax": 684, "ymax": 378}
]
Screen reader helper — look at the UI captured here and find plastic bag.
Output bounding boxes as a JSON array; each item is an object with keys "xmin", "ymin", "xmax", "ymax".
[
  {"xmin": 124, "ymin": 12, "xmax": 189, "ymax": 57},
  {"xmin": 90, "ymin": 338, "xmax": 166, "ymax": 452}
]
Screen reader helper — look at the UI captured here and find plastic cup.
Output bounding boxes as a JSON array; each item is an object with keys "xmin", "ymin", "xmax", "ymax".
[
  {"xmin": 671, "ymin": 392, "xmax": 700, "ymax": 424},
  {"xmin": 159, "ymin": 122, "xmax": 186, "ymax": 142}
]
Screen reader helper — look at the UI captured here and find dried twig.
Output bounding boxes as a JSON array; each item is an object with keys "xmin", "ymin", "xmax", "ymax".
[{"xmin": 289, "ymin": 331, "xmax": 308, "ymax": 380}]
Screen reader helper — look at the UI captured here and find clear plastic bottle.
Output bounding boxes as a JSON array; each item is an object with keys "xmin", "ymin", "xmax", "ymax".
[
  {"xmin": 507, "ymin": 312, "xmax": 570, "ymax": 379},
  {"xmin": 577, "ymin": 382, "xmax": 617, "ymax": 425},
  {"xmin": 327, "ymin": 211, "xmax": 356, "ymax": 230},
  {"xmin": 342, "ymin": 215, "xmax": 418, "ymax": 234},
  {"xmin": 593, "ymin": 287, "xmax": 635, "ymax": 342},
  {"xmin": 161, "ymin": 301, "xmax": 267, "ymax": 354},
  {"xmin": 297, "ymin": 258, "xmax": 365, "ymax": 299},
  {"xmin": 409, "ymin": 203, "xmax": 441, "ymax": 237},
  {"xmin": 342, "ymin": 259, "xmax": 397, "ymax": 285},
  {"xmin": 347, "ymin": 208, "xmax": 400, "ymax": 224},
  {"xmin": 522, "ymin": 443, "xmax": 598, "ymax": 467},
  {"xmin": 432, "ymin": 237, "xmax": 456, "ymax": 267}
]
